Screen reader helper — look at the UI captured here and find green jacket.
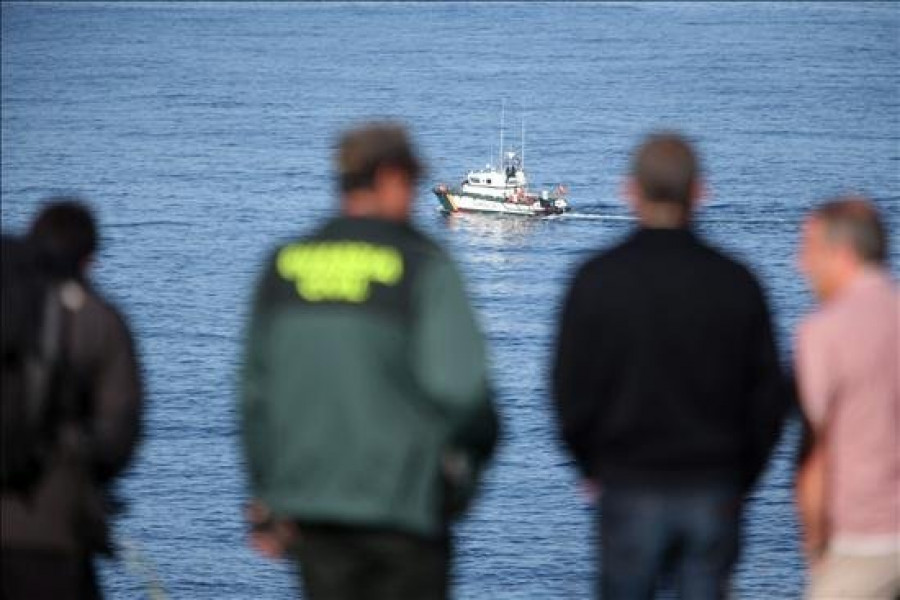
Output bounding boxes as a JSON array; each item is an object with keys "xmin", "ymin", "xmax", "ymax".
[{"xmin": 241, "ymin": 216, "xmax": 498, "ymax": 538}]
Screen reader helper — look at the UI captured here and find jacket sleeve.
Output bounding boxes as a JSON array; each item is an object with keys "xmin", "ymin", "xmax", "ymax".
[
  {"xmin": 411, "ymin": 256, "xmax": 498, "ymax": 462},
  {"xmin": 741, "ymin": 281, "xmax": 790, "ymax": 492},
  {"xmin": 89, "ymin": 306, "xmax": 143, "ymax": 483},
  {"xmin": 239, "ymin": 257, "xmax": 275, "ymax": 493},
  {"xmin": 552, "ymin": 267, "xmax": 599, "ymax": 477}
]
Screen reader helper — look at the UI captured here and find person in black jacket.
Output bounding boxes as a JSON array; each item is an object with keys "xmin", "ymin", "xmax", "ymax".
[
  {"xmin": 1, "ymin": 200, "xmax": 143, "ymax": 600},
  {"xmin": 552, "ymin": 133, "xmax": 788, "ymax": 599}
]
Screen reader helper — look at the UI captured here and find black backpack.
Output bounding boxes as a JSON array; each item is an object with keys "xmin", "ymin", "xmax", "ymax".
[{"xmin": 0, "ymin": 236, "xmax": 69, "ymax": 493}]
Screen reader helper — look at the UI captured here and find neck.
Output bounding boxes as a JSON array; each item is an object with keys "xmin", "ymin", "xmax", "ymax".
[
  {"xmin": 637, "ymin": 201, "xmax": 691, "ymax": 229},
  {"xmin": 824, "ymin": 262, "xmax": 872, "ymax": 302},
  {"xmin": 342, "ymin": 204, "xmax": 379, "ymax": 218},
  {"xmin": 341, "ymin": 196, "xmax": 407, "ymax": 223},
  {"xmin": 342, "ymin": 192, "xmax": 381, "ymax": 218}
]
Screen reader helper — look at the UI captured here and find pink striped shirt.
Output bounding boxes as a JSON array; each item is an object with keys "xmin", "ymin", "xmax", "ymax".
[{"xmin": 796, "ymin": 268, "xmax": 900, "ymax": 553}]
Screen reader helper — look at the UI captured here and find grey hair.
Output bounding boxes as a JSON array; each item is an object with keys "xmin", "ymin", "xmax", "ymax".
[{"xmin": 811, "ymin": 196, "xmax": 887, "ymax": 264}]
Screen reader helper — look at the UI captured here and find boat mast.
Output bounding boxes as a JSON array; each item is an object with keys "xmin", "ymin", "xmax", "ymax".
[
  {"xmin": 521, "ymin": 113, "xmax": 525, "ymax": 173},
  {"xmin": 499, "ymin": 99, "xmax": 505, "ymax": 169}
]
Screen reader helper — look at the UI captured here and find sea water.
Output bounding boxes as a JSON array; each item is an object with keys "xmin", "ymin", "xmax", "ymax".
[{"xmin": 2, "ymin": 3, "xmax": 898, "ymax": 598}]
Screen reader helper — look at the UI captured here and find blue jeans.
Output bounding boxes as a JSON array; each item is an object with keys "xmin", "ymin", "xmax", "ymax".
[{"xmin": 600, "ymin": 483, "xmax": 741, "ymax": 600}]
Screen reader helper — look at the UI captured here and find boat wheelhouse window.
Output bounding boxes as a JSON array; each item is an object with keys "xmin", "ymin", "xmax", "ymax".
[
  {"xmin": 471, "ymin": 177, "xmax": 481, "ymax": 183},
  {"xmin": 486, "ymin": 179, "xmax": 492, "ymax": 184}
]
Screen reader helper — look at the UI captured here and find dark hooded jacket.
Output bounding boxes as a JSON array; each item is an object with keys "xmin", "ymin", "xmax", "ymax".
[{"xmin": 1, "ymin": 264, "xmax": 143, "ymax": 554}]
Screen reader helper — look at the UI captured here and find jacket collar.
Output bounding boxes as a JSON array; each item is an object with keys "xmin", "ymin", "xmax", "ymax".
[{"xmin": 631, "ymin": 226, "xmax": 698, "ymax": 245}]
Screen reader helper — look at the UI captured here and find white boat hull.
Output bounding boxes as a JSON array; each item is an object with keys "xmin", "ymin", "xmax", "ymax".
[{"xmin": 434, "ymin": 188, "xmax": 569, "ymax": 217}]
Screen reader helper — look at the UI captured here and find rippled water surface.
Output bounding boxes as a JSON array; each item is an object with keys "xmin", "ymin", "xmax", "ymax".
[{"xmin": 2, "ymin": 3, "xmax": 899, "ymax": 598}]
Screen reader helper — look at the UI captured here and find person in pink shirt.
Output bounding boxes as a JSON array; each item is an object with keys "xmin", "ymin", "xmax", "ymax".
[{"xmin": 795, "ymin": 196, "xmax": 900, "ymax": 599}]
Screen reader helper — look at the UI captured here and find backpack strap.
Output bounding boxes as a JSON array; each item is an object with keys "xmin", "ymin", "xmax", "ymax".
[
  {"xmin": 23, "ymin": 283, "xmax": 65, "ymax": 433},
  {"xmin": 27, "ymin": 281, "xmax": 85, "ymax": 463},
  {"xmin": 2, "ymin": 283, "xmax": 70, "ymax": 494}
]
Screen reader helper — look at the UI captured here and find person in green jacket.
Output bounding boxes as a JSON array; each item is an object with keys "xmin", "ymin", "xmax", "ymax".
[{"xmin": 240, "ymin": 123, "xmax": 499, "ymax": 600}]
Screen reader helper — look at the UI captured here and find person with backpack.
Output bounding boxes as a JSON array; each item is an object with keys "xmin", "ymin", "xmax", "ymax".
[
  {"xmin": 1, "ymin": 200, "xmax": 143, "ymax": 600},
  {"xmin": 240, "ymin": 123, "xmax": 499, "ymax": 600}
]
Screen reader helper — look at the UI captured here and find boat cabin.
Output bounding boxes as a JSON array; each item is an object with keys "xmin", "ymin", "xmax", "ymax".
[{"xmin": 463, "ymin": 151, "xmax": 527, "ymax": 197}]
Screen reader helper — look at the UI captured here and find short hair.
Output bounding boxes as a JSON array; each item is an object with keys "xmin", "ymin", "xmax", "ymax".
[
  {"xmin": 631, "ymin": 132, "xmax": 700, "ymax": 207},
  {"xmin": 28, "ymin": 198, "xmax": 98, "ymax": 279},
  {"xmin": 336, "ymin": 123, "xmax": 423, "ymax": 194},
  {"xmin": 811, "ymin": 196, "xmax": 887, "ymax": 264}
]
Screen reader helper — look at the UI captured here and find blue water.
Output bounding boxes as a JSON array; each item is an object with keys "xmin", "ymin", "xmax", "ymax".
[{"xmin": 3, "ymin": 2, "xmax": 899, "ymax": 598}]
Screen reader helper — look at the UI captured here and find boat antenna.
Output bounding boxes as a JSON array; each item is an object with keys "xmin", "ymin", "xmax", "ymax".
[
  {"xmin": 521, "ymin": 113, "xmax": 525, "ymax": 173},
  {"xmin": 499, "ymin": 99, "xmax": 505, "ymax": 169}
]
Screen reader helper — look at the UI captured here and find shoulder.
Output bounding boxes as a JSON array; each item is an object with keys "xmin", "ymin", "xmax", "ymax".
[
  {"xmin": 696, "ymin": 237, "xmax": 759, "ymax": 280},
  {"xmin": 66, "ymin": 282, "xmax": 131, "ymax": 332},
  {"xmin": 796, "ymin": 309, "xmax": 835, "ymax": 355},
  {"xmin": 693, "ymin": 238, "xmax": 768, "ymax": 301},
  {"xmin": 574, "ymin": 233, "xmax": 636, "ymax": 275},
  {"xmin": 390, "ymin": 226, "xmax": 459, "ymax": 285},
  {"xmin": 63, "ymin": 282, "xmax": 139, "ymax": 362},
  {"xmin": 560, "ymin": 250, "xmax": 620, "ymax": 311},
  {"xmin": 568, "ymin": 232, "xmax": 651, "ymax": 289},
  {"xmin": 393, "ymin": 223, "xmax": 447, "ymax": 263},
  {"xmin": 561, "ymin": 239, "xmax": 633, "ymax": 303},
  {"xmin": 279, "ymin": 220, "xmax": 448, "ymax": 266}
]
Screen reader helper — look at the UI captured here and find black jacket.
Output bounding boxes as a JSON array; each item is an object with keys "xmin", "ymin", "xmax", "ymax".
[
  {"xmin": 553, "ymin": 227, "xmax": 788, "ymax": 491},
  {"xmin": 1, "ymin": 281, "xmax": 143, "ymax": 553}
]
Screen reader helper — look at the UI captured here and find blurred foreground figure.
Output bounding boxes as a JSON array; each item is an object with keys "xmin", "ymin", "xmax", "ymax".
[
  {"xmin": 553, "ymin": 133, "xmax": 788, "ymax": 599},
  {"xmin": 1, "ymin": 201, "xmax": 143, "ymax": 600},
  {"xmin": 240, "ymin": 123, "xmax": 498, "ymax": 600},
  {"xmin": 795, "ymin": 198, "xmax": 899, "ymax": 599}
]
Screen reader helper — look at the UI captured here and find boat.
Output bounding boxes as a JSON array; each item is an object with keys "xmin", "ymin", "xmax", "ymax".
[{"xmin": 433, "ymin": 108, "xmax": 571, "ymax": 216}]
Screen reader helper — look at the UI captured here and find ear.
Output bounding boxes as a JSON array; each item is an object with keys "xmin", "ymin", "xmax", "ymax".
[
  {"xmin": 835, "ymin": 241, "xmax": 863, "ymax": 271},
  {"xmin": 691, "ymin": 179, "xmax": 708, "ymax": 210},
  {"xmin": 623, "ymin": 177, "xmax": 641, "ymax": 211}
]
